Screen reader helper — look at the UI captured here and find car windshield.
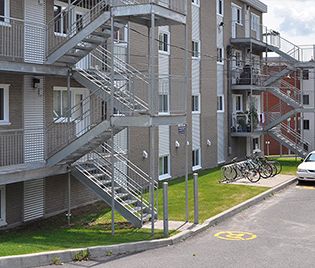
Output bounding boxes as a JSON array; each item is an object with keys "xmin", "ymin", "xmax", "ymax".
[{"xmin": 305, "ymin": 153, "xmax": 315, "ymax": 162}]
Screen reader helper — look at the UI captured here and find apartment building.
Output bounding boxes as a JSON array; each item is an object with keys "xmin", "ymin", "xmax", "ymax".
[
  {"xmin": 301, "ymin": 68, "xmax": 315, "ymax": 152},
  {"xmin": 4, "ymin": 0, "xmax": 312, "ymax": 230}
]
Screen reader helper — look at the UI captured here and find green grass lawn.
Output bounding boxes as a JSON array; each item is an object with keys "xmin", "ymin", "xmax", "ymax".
[
  {"xmin": 156, "ymin": 168, "xmax": 268, "ymax": 222},
  {"xmin": 2, "ymin": 159, "xmax": 299, "ymax": 257},
  {"xmin": 0, "ymin": 203, "xmax": 165, "ymax": 257}
]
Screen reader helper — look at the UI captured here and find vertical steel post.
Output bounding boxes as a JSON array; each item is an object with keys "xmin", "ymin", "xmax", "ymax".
[
  {"xmin": 193, "ymin": 173, "xmax": 198, "ymax": 224},
  {"xmin": 67, "ymin": 171, "xmax": 71, "ymax": 226},
  {"xmin": 67, "ymin": 69, "xmax": 71, "ymax": 143},
  {"xmin": 149, "ymin": 13, "xmax": 156, "ymax": 236},
  {"xmin": 184, "ymin": 19, "xmax": 189, "ymax": 223},
  {"xmin": 163, "ymin": 182, "xmax": 169, "ymax": 238},
  {"xmin": 110, "ymin": 13, "xmax": 115, "ymax": 236}
]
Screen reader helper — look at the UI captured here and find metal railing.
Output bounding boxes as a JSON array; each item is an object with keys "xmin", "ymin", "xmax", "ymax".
[
  {"xmin": 0, "ymin": 16, "xmax": 46, "ymax": 63},
  {"xmin": 46, "ymin": 0, "xmax": 109, "ymax": 57},
  {"xmin": 0, "ymin": 129, "xmax": 45, "ymax": 167},
  {"xmin": 46, "ymin": 87, "xmax": 109, "ymax": 158},
  {"xmin": 111, "ymin": 0, "xmax": 187, "ymax": 14},
  {"xmin": 271, "ymin": 122, "xmax": 310, "ymax": 155}
]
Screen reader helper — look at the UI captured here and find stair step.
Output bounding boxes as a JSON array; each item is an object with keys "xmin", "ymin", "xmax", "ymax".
[
  {"xmin": 115, "ymin": 193, "xmax": 129, "ymax": 199},
  {"xmin": 124, "ymin": 199, "xmax": 138, "ymax": 206},
  {"xmin": 91, "ymin": 31, "xmax": 110, "ymax": 38},
  {"xmin": 83, "ymin": 36, "xmax": 105, "ymax": 45}
]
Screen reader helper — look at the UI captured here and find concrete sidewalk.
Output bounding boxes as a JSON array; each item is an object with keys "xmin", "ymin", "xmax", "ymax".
[{"xmin": 231, "ymin": 174, "xmax": 295, "ymax": 188}]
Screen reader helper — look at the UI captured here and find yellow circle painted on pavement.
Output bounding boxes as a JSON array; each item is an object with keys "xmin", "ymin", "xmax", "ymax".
[{"xmin": 214, "ymin": 231, "xmax": 257, "ymax": 241}]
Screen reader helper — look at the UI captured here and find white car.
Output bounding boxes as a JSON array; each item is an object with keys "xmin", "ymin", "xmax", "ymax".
[{"xmin": 297, "ymin": 151, "xmax": 315, "ymax": 181}]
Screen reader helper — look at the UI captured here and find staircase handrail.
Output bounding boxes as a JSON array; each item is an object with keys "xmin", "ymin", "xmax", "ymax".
[
  {"xmin": 75, "ymin": 162, "xmax": 147, "ymax": 219},
  {"xmin": 47, "ymin": 0, "xmax": 110, "ymax": 56},
  {"xmin": 100, "ymin": 143, "xmax": 158, "ymax": 189}
]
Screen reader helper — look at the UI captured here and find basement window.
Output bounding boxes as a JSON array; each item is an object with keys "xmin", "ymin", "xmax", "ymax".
[
  {"xmin": 192, "ymin": 149, "xmax": 201, "ymax": 171},
  {"xmin": 159, "ymin": 155, "xmax": 170, "ymax": 180}
]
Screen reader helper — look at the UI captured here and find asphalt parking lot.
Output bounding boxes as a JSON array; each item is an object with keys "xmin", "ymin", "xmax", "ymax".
[{"xmin": 47, "ymin": 182, "xmax": 315, "ymax": 268}]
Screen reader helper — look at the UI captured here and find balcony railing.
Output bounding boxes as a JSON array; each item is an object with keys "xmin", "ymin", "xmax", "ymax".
[
  {"xmin": 0, "ymin": 129, "xmax": 45, "ymax": 167},
  {"xmin": 231, "ymin": 111, "xmax": 264, "ymax": 134},
  {"xmin": 0, "ymin": 16, "xmax": 46, "ymax": 64}
]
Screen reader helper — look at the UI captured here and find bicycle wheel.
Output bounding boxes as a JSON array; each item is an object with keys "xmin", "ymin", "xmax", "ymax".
[
  {"xmin": 273, "ymin": 160, "xmax": 282, "ymax": 175},
  {"xmin": 259, "ymin": 163, "xmax": 273, "ymax": 179},
  {"xmin": 223, "ymin": 166, "xmax": 237, "ymax": 181},
  {"xmin": 247, "ymin": 169, "xmax": 261, "ymax": 183}
]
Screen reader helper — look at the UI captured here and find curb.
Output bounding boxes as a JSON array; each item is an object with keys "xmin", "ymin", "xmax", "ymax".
[{"xmin": 0, "ymin": 177, "xmax": 297, "ymax": 268}]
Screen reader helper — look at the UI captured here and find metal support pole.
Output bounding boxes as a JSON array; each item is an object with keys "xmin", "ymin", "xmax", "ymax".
[
  {"xmin": 149, "ymin": 13, "xmax": 156, "ymax": 237},
  {"xmin": 163, "ymin": 182, "xmax": 169, "ymax": 238},
  {"xmin": 67, "ymin": 171, "xmax": 71, "ymax": 226},
  {"xmin": 184, "ymin": 22, "xmax": 189, "ymax": 223},
  {"xmin": 193, "ymin": 173, "xmax": 199, "ymax": 225},
  {"xmin": 110, "ymin": 13, "xmax": 115, "ymax": 236},
  {"xmin": 67, "ymin": 69, "xmax": 71, "ymax": 123}
]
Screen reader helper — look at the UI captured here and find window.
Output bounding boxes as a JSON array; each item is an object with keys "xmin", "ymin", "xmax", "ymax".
[
  {"xmin": 251, "ymin": 13, "xmax": 260, "ymax": 32},
  {"xmin": 217, "ymin": 48, "xmax": 223, "ymax": 63},
  {"xmin": 217, "ymin": 95, "xmax": 224, "ymax": 112},
  {"xmin": 0, "ymin": 186, "xmax": 6, "ymax": 227},
  {"xmin": 303, "ymin": 120, "xmax": 310, "ymax": 130},
  {"xmin": 192, "ymin": 41, "xmax": 200, "ymax": 58},
  {"xmin": 53, "ymin": 88, "xmax": 70, "ymax": 118},
  {"xmin": 159, "ymin": 94, "xmax": 169, "ymax": 113},
  {"xmin": 236, "ymin": 7, "xmax": 242, "ymax": 24},
  {"xmin": 54, "ymin": 3, "xmax": 68, "ymax": 35},
  {"xmin": 303, "ymin": 69, "xmax": 309, "ymax": 80},
  {"xmin": 192, "ymin": 149, "xmax": 201, "ymax": 170},
  {"xmin": 192, "ymin": 0, "xmax": 200, "ymax": 6},
  {"xmin": 303, "ymin": 95, "xmax": 310, "ymax": 105},
  {"xmin": 0, "ymin": 85, "xmax": 9, "ymax": 124},
  {"xmin": 217, "ymin": 0, "xmax": 223, "ymax": 15},
  {"xmin": 0, "ymin": 0, "xmax": 9, "ymax": 23},
  {"xmin": 159, "ymin": 155, "xmax": 170, "ymax": 180},
  {"xmin": 158, "ymin": 31, "xmax": 170, "ymax": 54},
  {"xmin": 233, "ymin": 94, "xmax": 243, "ymax": 112},
  {"xmin": 192, "ymin": 95, "xmax": 200, "ymax": 113}
]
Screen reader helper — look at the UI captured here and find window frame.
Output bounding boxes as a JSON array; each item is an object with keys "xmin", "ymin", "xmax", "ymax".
[
  {"xmin": 0, "ymin": 84, "xmax": 10, "ymax": 125},
  {"xmin": 251, "ymin": 13, "xmax": 260, "ymax": 33},
  {"xmin": 217, "ymin": 47, "xmax": 224, "ymax": 64},
  {"xmin": 159, "ymin": 93, "xmax": 169, "ymax": 115},
  {"xmin": 217, "ymin": 0, "xmax": 223, "ymax": 16},
  {"xmin": 53, "ymin": 1, "xmax": 69, "ymax": 36},
  {"xmin": 303, "ymin": 119, "xmax": 310, "ymax": 130},
  {"xmin": 233, "ymin": 94, "xmax": 243, "ymax": 112},
  {"xmin": 303, "ymin": 69, "xmax": 309, "ymax": 80},
  {"xmin": 0, "ymin": 185, "xmax": 6, "ymax": 227},
  {"xmin": 192, "ymin": 148, "xmax": 201, "ymax": 171},
  {"xmin": 192, "ymin": 0, "xmax": 200, "ymax": 7},
  {"xmin": 217, "ymin": 95, "xmax": 224, "ymax": 113},
  {"xmin": 158, "ymin": 30, "xmax": 170, "ymax": 55},
  {"xmin": 303, "ymin": 94, "xmax": 310, "ymax": 105},
  {"xmin": 159, "ymin": 155, "xmax": 171, "ymax": 180},
  {"xmin": 0, "ymin": 0, "xmax": 10, "ymax": 25},
  {"xmin": 192, "ymin": 94, "xmax": 200, "ymax": 114},
  {"xmin": 192, "ymin": 40, "xmax": 200, "ymax": 59}
]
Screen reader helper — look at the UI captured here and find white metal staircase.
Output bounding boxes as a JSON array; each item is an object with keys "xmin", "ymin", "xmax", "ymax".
[
  {"xmin": 269, "ymin": 122, "xmax": 309, "ymax": 158},
  {"xmin": 72, "ymin": 143, "xmax": 158, "ymax": 227},
  {"xmin": 45, "ymin": 0, "xmax": 164, "ymax": 227}
]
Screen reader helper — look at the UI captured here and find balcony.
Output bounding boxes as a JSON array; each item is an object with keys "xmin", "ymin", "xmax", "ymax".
[
  {"xmin": 231, "ymin": 111, "xmax": 264, "ymax": 137},
  {"xmin": 231, "ymin": 64, "xmax": 266, "ymax": 90}
]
